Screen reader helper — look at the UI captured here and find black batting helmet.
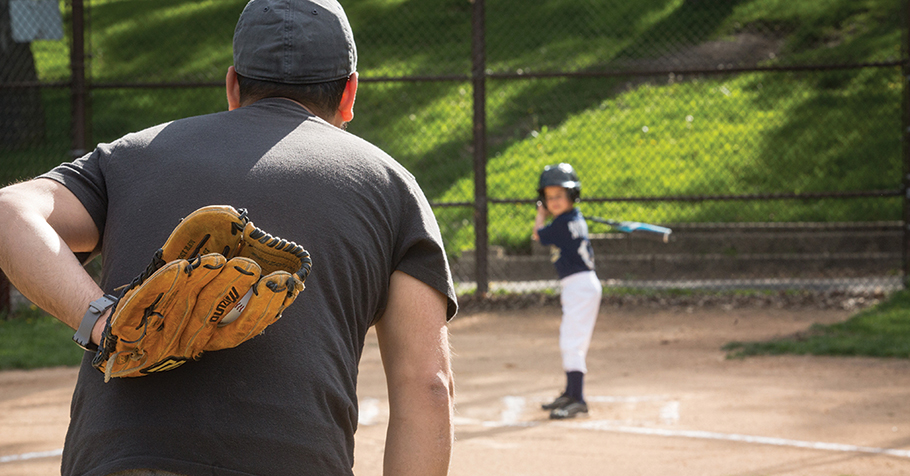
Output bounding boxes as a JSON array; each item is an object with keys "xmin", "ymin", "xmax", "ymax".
[{"xmin": 537, "ymin": 163, "xmax": 581, "ymax": 202}]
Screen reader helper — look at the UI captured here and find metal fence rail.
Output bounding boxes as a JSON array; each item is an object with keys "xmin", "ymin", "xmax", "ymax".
[{"xmin": 1, "ymin": 0, "xmax": 906, "ymax": 312}]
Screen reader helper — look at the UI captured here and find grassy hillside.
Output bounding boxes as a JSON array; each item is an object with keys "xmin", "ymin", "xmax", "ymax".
[
  {"xmin": 13, "ymin": 0, "xmax": 905, "ymax": 254},
  {"xmin": 444, "ymin": 68, "xmax": 902, "ymax": 251}
]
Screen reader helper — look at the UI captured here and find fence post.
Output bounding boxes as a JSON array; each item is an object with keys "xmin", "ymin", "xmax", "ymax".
[
  {"xmin": 904, "ymin": 0, "xmax": 910, "ymax": 289},
  {"xmin": 0, "ymin": 270, "xmax": 9, "ymax": 317},
  {"xmin": 70, "ymin": 0, "xmax": 89, "ymax": 157},
  {"xmin": 471, "ymin": 0, "xmax": 488, "ymax": 297}
]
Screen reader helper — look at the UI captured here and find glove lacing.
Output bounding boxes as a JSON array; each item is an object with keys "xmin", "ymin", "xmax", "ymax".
[{"xmin": 101, "ymin": 257, "xmax": 208, "ymax": 382}]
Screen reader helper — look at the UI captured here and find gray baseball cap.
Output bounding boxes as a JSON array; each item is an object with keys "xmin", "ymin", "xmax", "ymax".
[{"xmin": 233, "ymin": 0, "xmax": 357, "ymax": 84}]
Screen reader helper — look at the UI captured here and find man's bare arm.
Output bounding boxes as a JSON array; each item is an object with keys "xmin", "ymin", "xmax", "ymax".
[
  {"xmin": 0, "ymin": 178, "xmax": 107, "ymax": 342},
  {"xmin": 375, "ymin": 270, "xmax": 454, "ymax": 476}
]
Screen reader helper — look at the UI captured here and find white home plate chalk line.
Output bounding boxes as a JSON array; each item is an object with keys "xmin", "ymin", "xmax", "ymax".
[
  {"xmin": 4, "ymin": 395, "xmax": 908, "ymax": 464},
  {"xmin": 476, "ymin": 395, "xmax": 910, "ymax": 459},
  {"xmin": 0, "ymin": 449, "xmax": 63, "ymax": 464}
]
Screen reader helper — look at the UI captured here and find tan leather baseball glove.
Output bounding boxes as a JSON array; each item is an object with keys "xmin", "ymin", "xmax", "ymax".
[{"xmin": 92, "ymin": 205, "xmax": 312, "ymax": 382}]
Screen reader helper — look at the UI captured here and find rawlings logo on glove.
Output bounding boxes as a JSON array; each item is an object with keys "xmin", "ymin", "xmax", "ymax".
[{"xmin": 92, "ymin": 205, "xmax": 312, "ymax": 382}]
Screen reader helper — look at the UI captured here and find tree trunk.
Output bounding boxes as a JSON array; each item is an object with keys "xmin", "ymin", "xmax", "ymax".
[{"xmin": 0, "ymin": 0, "xmax": 47, "ymax": 149}]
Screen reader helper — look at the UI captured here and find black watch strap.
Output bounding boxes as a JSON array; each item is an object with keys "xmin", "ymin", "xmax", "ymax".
[{"xmin": 73, "ymin": 294, "xmax": 117, "ymax": 352}]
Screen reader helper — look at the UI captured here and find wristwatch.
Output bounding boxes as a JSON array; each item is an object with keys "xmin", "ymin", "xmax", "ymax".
[{"xmin": 73, "ymin": 294, "xmax": 117, "ymax": 352}]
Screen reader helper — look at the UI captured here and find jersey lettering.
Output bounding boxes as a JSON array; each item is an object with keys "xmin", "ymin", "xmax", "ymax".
[
  {"xmin": 549, "ymin": 245, "xmax": 561, "ymax": 264},
  {"xmin": 567, "ymin": 219, "xmax": 588, "ymax": 240},
  {"xmin": 578, "ymin": 240, "xmax": 595, "ymax": 270}
]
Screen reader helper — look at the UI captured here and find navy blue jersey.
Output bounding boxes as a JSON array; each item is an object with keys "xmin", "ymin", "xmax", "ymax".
[{"xmin": 537, "ymin": 208, "xmax": 596, "ymax": 279}]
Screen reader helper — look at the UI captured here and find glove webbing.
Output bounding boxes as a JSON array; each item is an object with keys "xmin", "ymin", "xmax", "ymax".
[{"xmin": 246, "ymin": 227, "xmax": 313, "ymax": 283}]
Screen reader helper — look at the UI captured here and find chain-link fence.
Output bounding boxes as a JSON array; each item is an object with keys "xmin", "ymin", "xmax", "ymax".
[
  {"xmin": 467, "ymin": 0, "xmax": 906, "ymax": 297},
  {"xmin": 1, "ymin": 0, "xmax": 907, "ymax": 312}
]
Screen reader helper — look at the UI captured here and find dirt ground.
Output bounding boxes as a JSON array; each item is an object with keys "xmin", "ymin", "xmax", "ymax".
[{"xmin": 3, "ymin": 303, "xmax": 910, "ymax": 476}]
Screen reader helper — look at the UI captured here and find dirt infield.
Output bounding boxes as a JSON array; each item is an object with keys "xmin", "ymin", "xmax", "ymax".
[{"xmin": 3, "ymin": 303, "xmax": 910, "ymax": 475}]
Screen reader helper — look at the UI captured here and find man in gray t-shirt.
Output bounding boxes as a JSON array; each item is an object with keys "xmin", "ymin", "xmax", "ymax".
[{"xmin": 0, "ymin": 1, "xmax": 456, "ymax": 475}]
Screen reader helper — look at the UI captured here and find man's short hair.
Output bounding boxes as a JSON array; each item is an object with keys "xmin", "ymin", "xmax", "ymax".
[{"xmin": 237, "ymin": 74, "xmax": 348, "ymax": 119}]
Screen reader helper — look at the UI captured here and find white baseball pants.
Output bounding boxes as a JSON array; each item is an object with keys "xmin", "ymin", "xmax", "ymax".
[{"xmin": 559, "ymin": 270, "xmax": 602, "ymax": 374}]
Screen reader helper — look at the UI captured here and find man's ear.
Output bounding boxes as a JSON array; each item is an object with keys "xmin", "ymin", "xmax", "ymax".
[
  {"xmin": 337, "ymin": 72, "xmax": 358, "ymax": 123},
  {"xmin": 226, "ymin": 66, "xmax": 241, "ymax": 111}
]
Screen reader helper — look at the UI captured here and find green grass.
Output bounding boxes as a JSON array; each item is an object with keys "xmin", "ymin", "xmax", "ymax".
[
  {"xmin": 2, "ymin": 287, "xmax": 908, "ymax": 370},
  {"xmin": 724, "ymin": 290, "xmax": 910, "ymax": 359},
  {"xmin": 0, "ymin": 307, "xmax": 85, "ymax": 370},
  {"xmin": 4, "ymin": 0, "xmax": 904, "ymax": 255},
  {"xmin": 444, "ymin": 68, "xmax": 902, "ymax": 252}
]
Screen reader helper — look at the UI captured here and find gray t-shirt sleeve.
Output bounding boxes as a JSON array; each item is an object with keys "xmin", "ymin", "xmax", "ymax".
[
  {"xmin": 39, "ymin": 146, "xmax": 109, "ymax": 234},
  {"xmin": 393, "ymin": 183, "xmax": 458, "ymax": 320}
]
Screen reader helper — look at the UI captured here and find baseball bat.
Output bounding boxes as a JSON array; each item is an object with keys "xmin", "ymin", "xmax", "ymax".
[{"xmin": 584, "ymin": 215, "xmax": 672, "ymax": 243}]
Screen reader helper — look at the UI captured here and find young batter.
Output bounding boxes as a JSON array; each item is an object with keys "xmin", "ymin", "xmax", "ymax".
[{"xmin": 532, "ymin": 163, "xmax": 603, "ymax": 419}]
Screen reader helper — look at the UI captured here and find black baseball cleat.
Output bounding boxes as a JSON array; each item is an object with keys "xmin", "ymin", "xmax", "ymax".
[
  {"xmin": 541, "ymin": 394, "xmax": 573, "ymax": 410},
  {"xmin": 549, "ymin": 400, "xmax": 588, "ymax": 419}
]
